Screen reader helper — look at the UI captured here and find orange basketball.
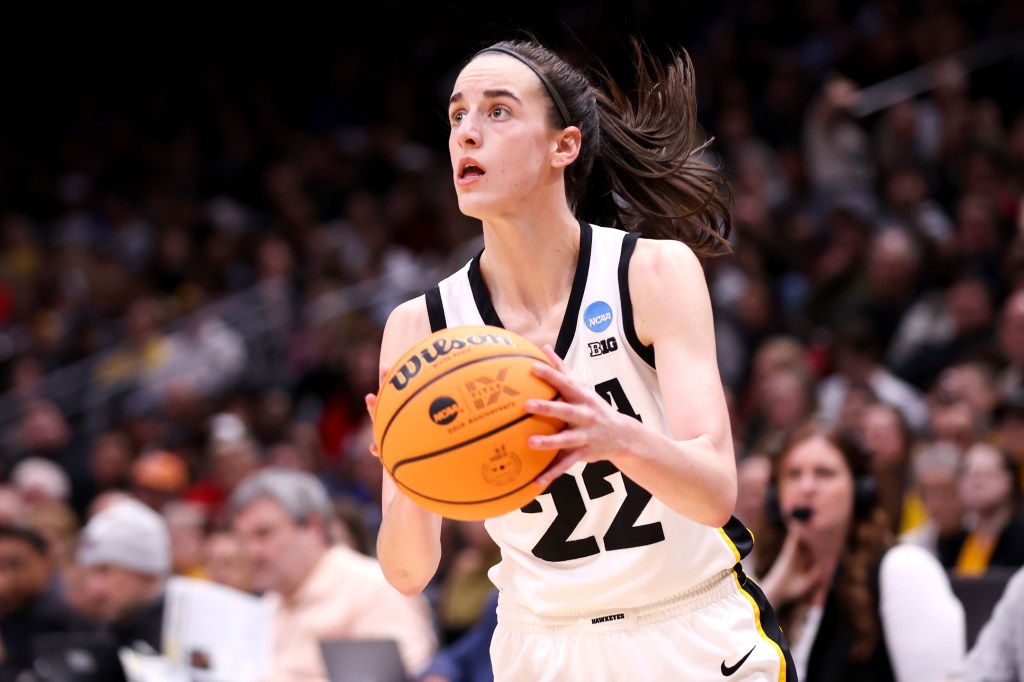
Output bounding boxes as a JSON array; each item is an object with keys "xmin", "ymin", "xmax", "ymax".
[{"xmin": 374, "ymin": 325, "xmax": 564, "ymax": 520}]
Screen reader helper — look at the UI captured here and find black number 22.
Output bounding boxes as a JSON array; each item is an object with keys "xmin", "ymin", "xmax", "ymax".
[{"xmin": 519, "ymin": 379, "xmax": 666, "ymax": 562}]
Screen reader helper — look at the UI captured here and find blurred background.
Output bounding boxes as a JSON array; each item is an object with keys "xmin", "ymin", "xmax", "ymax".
[{"xmin": 0, "ymin": 0, "xmax": 1023, "ymax": 678}]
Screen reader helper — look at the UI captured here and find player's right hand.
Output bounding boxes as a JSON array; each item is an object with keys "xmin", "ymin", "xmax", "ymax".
[{"xmin": 364, "ymin": 363, "xmax": 391, "ymax": 460}]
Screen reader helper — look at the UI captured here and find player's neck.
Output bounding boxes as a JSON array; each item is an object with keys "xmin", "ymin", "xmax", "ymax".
[{"xmin": 479, "ymin": 210, "xmax": 580, "ymax": 333}]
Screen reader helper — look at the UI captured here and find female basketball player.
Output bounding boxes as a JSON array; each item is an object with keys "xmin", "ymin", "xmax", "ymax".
[{"xmin": 368, "ymin": 38, "xmax": 795, "ymax": 680}]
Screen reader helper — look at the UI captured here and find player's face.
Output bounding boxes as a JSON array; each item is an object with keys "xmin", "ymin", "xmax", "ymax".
[
  {"xmin": 448, "ymin": 54, "xmax": 561, "ymax": 220},
  {"xmin": 777, "ymin": 435, "xmax": 855, "ymax": 532}
]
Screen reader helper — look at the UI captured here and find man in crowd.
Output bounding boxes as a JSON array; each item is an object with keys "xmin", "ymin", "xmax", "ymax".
[
  {"xmin": 230, "ymin": 467, "xmax": 436, "ymax": 680},
  {"xmin": 75, "ymin": 497, "xmax": 172, "ymax": 666},
  {"xmin": 0, "ymin": 523, "xmax": 88, "ymax": 679}
]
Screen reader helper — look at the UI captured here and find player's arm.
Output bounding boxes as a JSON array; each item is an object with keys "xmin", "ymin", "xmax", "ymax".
[
  {"xmin": 371, "ymin": 296, "xmax": 445, "ymax": 595},
  {"xmin": 527, "ymin": 238, "xmax": 736, "ymax": 526},
  {"xmin": 613, "ymin": 238, "xmax": 737, "ymax": 524}
]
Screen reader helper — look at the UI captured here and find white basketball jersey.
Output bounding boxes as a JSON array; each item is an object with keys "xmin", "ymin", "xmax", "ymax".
[{"xmin": 427, "ymin": 222, "xmax": 752, "ymax": 616}]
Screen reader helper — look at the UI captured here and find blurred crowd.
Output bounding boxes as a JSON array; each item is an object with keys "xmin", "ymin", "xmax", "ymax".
[{"xmin": 0, "ymin": 1, "xmax": 1023, "ymax": 680}]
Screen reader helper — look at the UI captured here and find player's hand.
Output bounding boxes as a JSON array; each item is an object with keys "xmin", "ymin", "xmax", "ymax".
[
  {"xmin": 363, "ymin": 363, "xmax": 391, "ymax": 460},
  {"xmin": 524, "ymin": 344, "xmax": 638, "ymax": 487}
]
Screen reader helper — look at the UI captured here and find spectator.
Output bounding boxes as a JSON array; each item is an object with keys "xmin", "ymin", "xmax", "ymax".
[
  {"xmin": 74, "ymin": 497, "xmax": 171, "ymax": 673},
  {"xmin": 858, "ymin": 402, "xmax": 915, "ymax": 533},
  {"xmin": 756, "ymin": 423, "xmax": 965, "ymax": 681},
  {"xmin": 890, "ymin": 274, "xmax": 997, "ymax": 391},
  {"xmin": 229, "ymin": 467, "xmax": 436, "ymax": 680},
  {"xmin": 993, "ymin": 385, "xmax": 1024, "ymax": 489},
  {"xmin": 995, "ymin": 287, "xmax": 1024, "ymax": 397},
  {"xmin": 899, "ymin": 441, "xmax": 965, "ymax": 558},
  {"xmin": 9, "ymin": 457, "xmax": 71, "ymax": 509},
  {"xmin": 938, "ymin": 442, "xmax": 1024, "ymax": 576},
  {"xmin": 734, "ymin": 452, "xmax": 773, "ymax": 574},
  {"xmin": 130, "ymin": 449, "xmax": 190, "ymax": 512},
  {"xmin": 803, "ymin": 75, "xmax": 876, "ymax": 206},
  {"xmin": 0, "ymin": 488, "xmax": 25, "ymax": 525},
  {"xmin": 163, "ymin": 499, "xmax": 209, "ymax": 579},
  {"xmin": 203, "ymin": 530, "xmax": 254, "ymax": 594},
  {"xmin": 183, "ymin": 413, "xmax": 262, "ymax": 522},
  {"xmin": 855, "ymin": 228, "xmax": 928, "ymax": 353},
  {"xmin": 71, "ymin": 430, "xmax": 133, "ymax": 521},
  {"xmin": 817, "ymin": 317, "xmax": 929, "ymax": 434},
  {"xmin": 142, "ymin": 309, "xmax": 248, "ymax": 408},
  {"xmin": 946, "ymin": 564, "xmax": 1024, "ymax": 682},
  {"xmin": 0, "ymin": 523, "xmax": 89, "ymax": 680},
  {"xmin": 24, "ymin": 501, "xmax": 79, "ymax": 570},
  {"xmin": 744, "ymin": 364, "xmax": 819, "ymax": 458}
]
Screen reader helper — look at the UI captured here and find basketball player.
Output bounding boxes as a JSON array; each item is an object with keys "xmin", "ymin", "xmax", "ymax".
[{"xmin": 368, "ymin": 38, "xmax": 795, "ymax": 680}]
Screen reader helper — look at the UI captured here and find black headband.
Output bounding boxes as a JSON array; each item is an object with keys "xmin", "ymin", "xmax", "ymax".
[{"xmin": 476, "ymin": 47, "xmax": 572, "ymax": 128}]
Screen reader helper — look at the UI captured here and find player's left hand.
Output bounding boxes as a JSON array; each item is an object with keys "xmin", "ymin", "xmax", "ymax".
[{"xmin": 525, "ymin": 344, "xmax": 637, "ymax": 487}]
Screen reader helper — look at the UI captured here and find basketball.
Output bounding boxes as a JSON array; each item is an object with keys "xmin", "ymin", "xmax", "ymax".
[{"xmin": 374, "ymin": 325, "xmax": 564, "ymax": 520}]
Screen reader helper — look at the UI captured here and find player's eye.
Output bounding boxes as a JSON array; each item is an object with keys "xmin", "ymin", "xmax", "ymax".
[
  {"xmin": 490, "ymin": 105, "xmax": 510, "ymax": 120},
  {"xmin": 449, "ymin": 110, "xmax": 466, "ymax": 126}
]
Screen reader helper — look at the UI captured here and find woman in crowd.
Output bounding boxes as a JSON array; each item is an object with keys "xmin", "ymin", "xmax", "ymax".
[{"xmin": 757, "ymin": 422, "xmax": 965, "ymax": 681}]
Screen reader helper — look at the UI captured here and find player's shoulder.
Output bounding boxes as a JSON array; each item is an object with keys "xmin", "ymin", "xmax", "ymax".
[
  {"xmin": 629, "ymin": 236, "xmax": 704, "ymax": 294},
  {"xmin": 381, "ymin": 296, "xmax": 434, "ymax": 363},
  {"xmin": 631, "ymin": 236, "xmax": 700, "ymax": 270}
]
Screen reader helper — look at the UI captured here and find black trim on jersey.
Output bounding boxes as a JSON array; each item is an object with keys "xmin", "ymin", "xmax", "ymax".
[
  {"xmin": 468, "ymin": 251, "xmax": 503, "ymax": 327},
  {"xmin": 465, "ymin": 221, "xmax": 593, "ymax": 361},
  {"xmin": 722, "ymin": 515, "xmax": 754, "ymax": 560},
  {"xmin": 425, "ymin": 286, "xmax": 447, "ymax": 332},
  {"xmin": 618, "ymin": 232, "xmax": 656, "ymax": 368},
  {"xmin": 554, "ymin": 220, "xmax": 592, "ymax": 360},
  {"xmin": 734, "ymin": 562, "xmax": 798, "ymax": 679}
]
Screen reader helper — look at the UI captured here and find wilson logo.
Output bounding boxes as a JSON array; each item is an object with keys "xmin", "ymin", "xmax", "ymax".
[{"xmin": 389, "ymin": 333, "xmax": 515, "ymax": 391}]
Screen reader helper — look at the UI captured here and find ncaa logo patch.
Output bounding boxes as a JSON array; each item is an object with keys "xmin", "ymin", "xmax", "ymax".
[{"xmin": 584, "ymin": 301, "xmax": 613, "ymax": 333}]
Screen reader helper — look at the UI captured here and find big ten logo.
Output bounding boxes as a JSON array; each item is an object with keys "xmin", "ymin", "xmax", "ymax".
[
  {"xmin": 588, "ymin": 337, "xmax": 618, "ymax": 357},
  {"xmin": 464, "ymin": 368, "xmax": 519, "ymax": 409}
]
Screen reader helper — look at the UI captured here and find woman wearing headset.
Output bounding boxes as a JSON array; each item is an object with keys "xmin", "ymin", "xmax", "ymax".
[{"xmin": 756, "ymin": 422, "xmax": 966, "ymax": 681}]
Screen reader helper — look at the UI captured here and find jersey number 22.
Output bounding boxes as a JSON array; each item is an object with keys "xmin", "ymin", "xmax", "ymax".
[{"xmin": 520, "ymin": 379, "xmax": 666, "ymax": 562}]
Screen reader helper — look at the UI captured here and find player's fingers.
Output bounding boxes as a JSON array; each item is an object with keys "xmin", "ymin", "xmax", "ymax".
[
  {"xmin": 377, "ymin": 363, "xmax": 391, "ymax": 387},
  {"xmin": 365, "ymin": 393, "xmax": 377, "ymax": 418},
  {"xmin": 531, "ymin": 361, "xmax": 589, "ymax": 400},
  {"xmin": 529, "ymin": 429, "xmax": 588, "ymax": 453},
  {"xmin": 535, "ymin": 453, "xmax": 577, "ymax": 487},
  {"xmin": 369, "ymin": 442, "xmax": 381, "ymax": 460},
  {"xmin": 540, "ymin": 344, "xmax": 566, "ymax": 369},
  {"xmin": 523, "ymin": 396, "xmax": 589, "ymax": 424}
]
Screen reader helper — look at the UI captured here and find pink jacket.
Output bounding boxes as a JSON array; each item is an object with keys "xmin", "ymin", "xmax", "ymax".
[{"xmin": 265, "ymin": 545, "xmax": 437, "ymax": 681}]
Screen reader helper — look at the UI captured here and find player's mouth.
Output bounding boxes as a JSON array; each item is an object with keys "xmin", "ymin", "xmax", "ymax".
[{"xmin": 457, "ymin": 158, "xmax": 485, "ymax": 184}]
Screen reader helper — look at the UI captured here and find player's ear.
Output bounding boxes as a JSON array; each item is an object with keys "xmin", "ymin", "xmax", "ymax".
[{"xmin": 552, "ymin": 126, "xmax": 581, "ymax": 167}]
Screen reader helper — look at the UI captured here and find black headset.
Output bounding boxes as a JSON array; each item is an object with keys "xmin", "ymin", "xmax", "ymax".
[{"xmin": 763, "ymin": 428, "xmax": 878, "ymax": 525}]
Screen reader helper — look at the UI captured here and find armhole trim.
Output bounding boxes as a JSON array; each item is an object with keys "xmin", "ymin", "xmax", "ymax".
[
  {"xmin": 618, "ymin": 232, "xmax": 655, "ymax": 368},
  {"xmin": 425, "ymin": 286, "xmax": 447, "ymax": 332}
]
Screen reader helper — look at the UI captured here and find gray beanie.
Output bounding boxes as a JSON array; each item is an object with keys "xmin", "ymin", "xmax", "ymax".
[{"xmin": 77, "ymin": 498, "xmax": 171, "ymax": 576}]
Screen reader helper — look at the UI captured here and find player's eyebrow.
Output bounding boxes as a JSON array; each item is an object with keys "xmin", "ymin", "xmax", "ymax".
[{"xmin": 448, "ymin": 89, "xmax": 524, "ymax": 107}]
